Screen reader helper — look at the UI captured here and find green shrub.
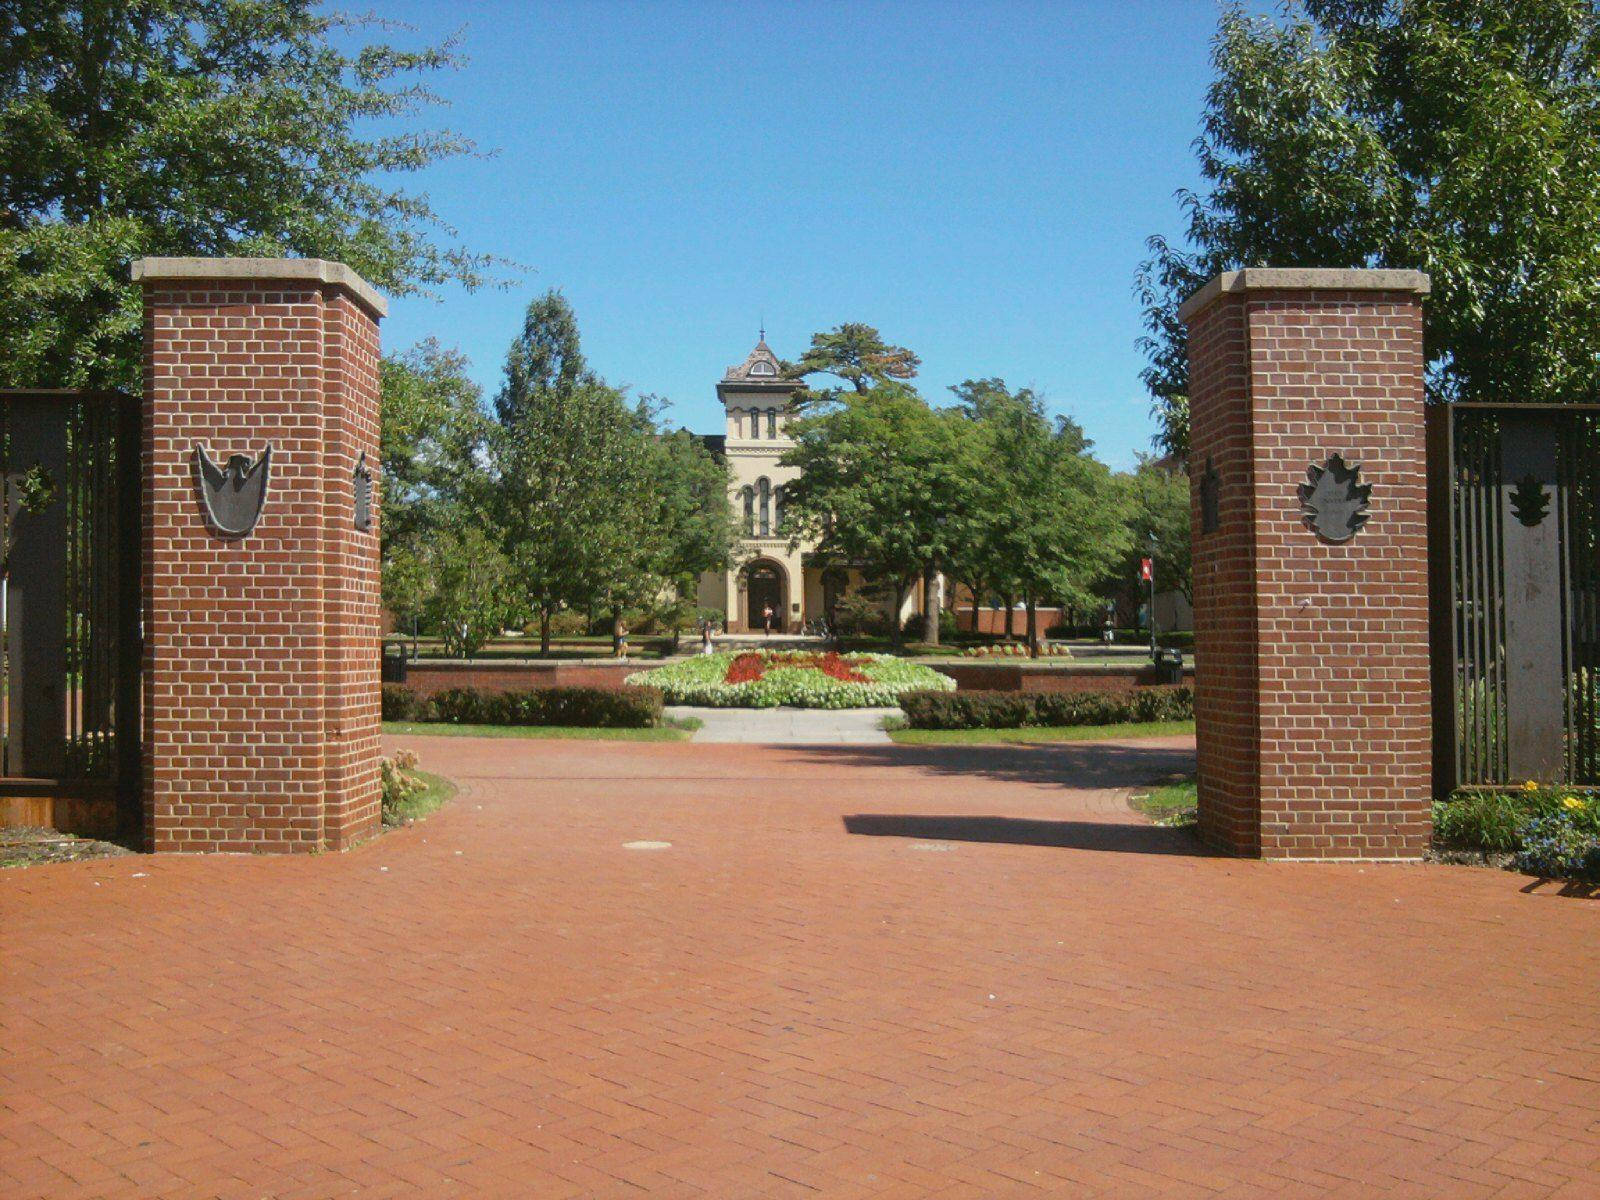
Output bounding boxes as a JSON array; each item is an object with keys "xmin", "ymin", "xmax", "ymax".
[
  {"xmin": 386, "ymin": 685, "xmax": 664, "ymax": 728},
  {"xmin": 1431, "ymin": 789, "xmax": 1553, "ymax": 852},
  {"xmin": 899, "ymin": 686, "xmax": 1193, "ymax": 729},
  {"xmin": 382, "ymin": 684, "xmax": 418, "ymax": 721}
]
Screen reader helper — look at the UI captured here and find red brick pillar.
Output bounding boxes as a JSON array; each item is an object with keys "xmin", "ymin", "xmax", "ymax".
[
  {"xmin": 134, "ymin": 258, "xmax": 386, "ymax": 852},
  {"xmin": 1179, "ymin": 268, "xmax": 1432, "ymax": 859}
]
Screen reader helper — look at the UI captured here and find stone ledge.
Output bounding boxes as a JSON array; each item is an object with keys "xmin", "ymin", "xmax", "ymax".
[
  {"xmin": 131, "ymin": 256, "xmax": 388, "ymax": 318},
  {"xmin": 1177, "ymin": 267, "xmax": 1430, "ymax": 325}
]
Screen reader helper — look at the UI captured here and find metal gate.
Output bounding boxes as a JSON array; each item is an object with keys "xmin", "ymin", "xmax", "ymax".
[
  {"xmin": 1, "ymin": 391, "xmax": 141, "ymax": 837},
  {"xmin": 1428, "ymin": 403, "xmax": 1600, "ymax": 791}
]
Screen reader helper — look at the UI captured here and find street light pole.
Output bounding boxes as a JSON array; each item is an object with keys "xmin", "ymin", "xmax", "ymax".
[{"xmin": 1147, "ymin": 534, "xmax": 1158, "ymax": 660}]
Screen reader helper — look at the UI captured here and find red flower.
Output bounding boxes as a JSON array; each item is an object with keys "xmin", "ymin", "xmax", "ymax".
[{"xmin": 722, "ymin": 650, "xmax": 868, "ymax": 685}]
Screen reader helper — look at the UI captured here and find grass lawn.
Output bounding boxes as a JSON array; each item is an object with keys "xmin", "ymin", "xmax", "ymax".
[
  {"xmin": 1130, "ymin": 777, "xmax": 1198, "ymax": 825},
  {"xmin": 383, "ymin": 720, "xmax": 698, "ymax": 741},
  {"xmin": 886, "ymin": 719, "xmax": 1195, "ymax": 745},
  {"xmin": 383, "ymin": 769, "xmax": 458, "ymax": 826}
]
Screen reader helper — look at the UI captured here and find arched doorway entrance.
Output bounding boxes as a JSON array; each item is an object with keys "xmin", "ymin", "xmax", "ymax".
[{"xmin": 743, "ymin": 560, "xmax": 787, "ymax": 633}]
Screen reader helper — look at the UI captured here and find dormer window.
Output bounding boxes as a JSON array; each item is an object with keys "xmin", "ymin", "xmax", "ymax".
[{"xmin": 750, "ymin": 360, "xmax": 777, "ymax": 377}]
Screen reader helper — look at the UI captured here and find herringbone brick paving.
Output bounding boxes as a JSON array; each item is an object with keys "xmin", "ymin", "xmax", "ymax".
[{"xmin": 3, "ymin": 734, "xmax": 1597, "ymax": 1198}]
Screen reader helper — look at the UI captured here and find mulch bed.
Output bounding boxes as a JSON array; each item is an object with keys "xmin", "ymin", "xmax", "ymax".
[{"xmin": 1, "ymin": 827, "xmax": 133, "ymax": 868}]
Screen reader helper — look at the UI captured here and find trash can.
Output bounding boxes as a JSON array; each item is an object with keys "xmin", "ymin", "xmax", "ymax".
[{"xmin": 1155, "ymin": 647, "xmax": 1184, "ymax": 684}]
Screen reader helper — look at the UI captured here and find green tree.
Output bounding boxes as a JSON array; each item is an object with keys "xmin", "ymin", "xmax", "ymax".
[
  {"xmin": 780, "ymin": 384, "xmax": 980, "ymax": 646},
  {"xmin": 423, "ymin": 525, "xmax": 511, "ymax": 658},
  {"xmin": 953, "ymin": 381, "xmax": 1128, "ymax": 654},
  {"xmin": 0, "ymin": 1, "xmax": 503, "ymax": 390},
  {"xmin": 784, "ymin": 323, "xmax": 921, "ymax": 398},
  {"xmin": 380, "ymin": 341, "xmax": 489, "ymax": 556},
  {"xmin": 381, "ymin": 541, "xmax": 434, "ymax": 643},
  {"xmin": 490, "ymin": 293, "xmax": 735, "ymax": 652},
  {"xmin": 1139, "ymin": 0, "xmax": 1600, "ymax": 454},
  {"xmin": 1124, "ymin": 457, "xmax": 1191, "ymax": 604},
  {"xmin": 632, "ymin": 426, "xmax": 739, "ymax": 643}
]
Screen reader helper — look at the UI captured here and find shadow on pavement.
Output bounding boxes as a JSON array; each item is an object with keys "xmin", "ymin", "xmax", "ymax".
[
  {"xmin": 842, "ymin": 813, "xmax": 1212, "ymax": 856},
  {"xmin": 789, "ymin": 740, "xmax": 1196, "ymax": 792}
]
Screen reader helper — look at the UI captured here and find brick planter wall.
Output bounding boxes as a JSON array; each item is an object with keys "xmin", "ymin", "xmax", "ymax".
[
  {"xmin": 933, "ymin": 662, "xmax": 1192, "ymax": 694},
  {"xmin": 399, "ymin": 659, "xmax": 647, "ymax": 699},
  {"xmin": 1180, "ymin": 268, "xmax": 1432, "ymax": 860},
  {"xmin": 136, "ymin": 258, "xmax": 386, "ymax": 853}
]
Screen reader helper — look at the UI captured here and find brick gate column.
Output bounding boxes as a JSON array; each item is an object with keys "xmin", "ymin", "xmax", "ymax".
[
  {"xmin": 134, "ymin": 258, "xmax": 386, "ymax": 853},
  {"xmin": 1178, "ymin": 268, "xmax": 1431, "ymax": 859}
]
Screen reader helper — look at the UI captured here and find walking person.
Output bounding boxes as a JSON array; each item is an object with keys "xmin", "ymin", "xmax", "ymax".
[{"xmin": 762, "ymin": 602, "xmax": 774, "ymax": 636}]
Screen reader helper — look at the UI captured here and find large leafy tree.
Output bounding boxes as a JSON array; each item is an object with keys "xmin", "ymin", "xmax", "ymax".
[
  {"xmin": 0, "ymin": 1, "xmax": 501, "ymax": 390},
  {"xmin": 490, "ymin": 292, "xmax": 735, "ymax": 652},
  {"xmin": 780, "ymin": 384, "xmax": 981, "ymax": 646},
  {"xmin": 952, "ymin": 380, "xmax": 1129, "ymax": 652},
  {"xmin": 1139, "ymin": 0, "xmax": 1600, "ymax": 454},
  {"xmin": 784, "ymin": 323, "xmax": 922, "ymax": 398},
  {"xmin": 380, "ymin": 340, "xmax": 489, "ymax": 555}
]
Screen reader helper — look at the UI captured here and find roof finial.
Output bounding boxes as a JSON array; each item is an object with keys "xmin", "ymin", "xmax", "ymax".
[{"xmin": 759, "ymin": 315, "xmax": 765, "ymax": 344}]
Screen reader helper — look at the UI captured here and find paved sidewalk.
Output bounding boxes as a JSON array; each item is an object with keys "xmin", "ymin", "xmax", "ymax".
[
  {"xmin": 668, "ymin": 704, "xmax": 898, "ymax": 743},
  {"xmin": 4, "ymin": 734, "xmax": 1599, "ymax": 1199}
]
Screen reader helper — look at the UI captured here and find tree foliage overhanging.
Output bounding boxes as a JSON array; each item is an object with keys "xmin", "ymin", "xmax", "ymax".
[
  {"xmin": 0, "ymin": 0, "xmax": 507, "ymax": 390},
  {"xmin": 1139, "ymin": 0, "xmax": 1600, "ymax": 454}
]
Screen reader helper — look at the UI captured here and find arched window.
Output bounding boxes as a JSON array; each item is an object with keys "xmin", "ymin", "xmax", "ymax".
[
  {"xmin": 741, "ymin": 486, "xmax": 755, "ymax": 535},
  {"xmin": 774, "ymin": 485, "xmax": 786, "ymax": 534},
  {"xmin": 750, "ymin": 407, "xmax": 763, "ymax": 438},
  {"xmin": 758, "ymin": 477, "xmax": 771, "ymax": 537},
  {"xmin": 750, "ymin": 360, "xmax": 776, "ymax": 377}
]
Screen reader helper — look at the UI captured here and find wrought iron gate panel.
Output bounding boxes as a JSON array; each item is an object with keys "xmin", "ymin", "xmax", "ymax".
[
  {"xmin": 1431, "ymin": 403, "xmax": 1600, "ymax": 791},
  {"xmin": 1, "ymin": 391, "xmax": 140, "ymax": 834}
]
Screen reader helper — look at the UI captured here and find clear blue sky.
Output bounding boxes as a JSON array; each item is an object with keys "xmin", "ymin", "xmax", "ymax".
[{"xmin": 368, "ymin": 0, "xmax": 1234, "ymax": 469}]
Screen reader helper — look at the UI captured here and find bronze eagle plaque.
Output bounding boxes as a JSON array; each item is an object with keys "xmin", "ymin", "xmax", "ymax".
[{"xmin": 195, "ymin": 444, "xmax": 271, "ymax": 536}]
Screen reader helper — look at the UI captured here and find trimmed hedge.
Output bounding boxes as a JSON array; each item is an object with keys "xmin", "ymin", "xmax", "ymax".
[
  {"xmin": 381, "ymin": 683, "xmax": 663, "ymax": 728},
  {"xmin": 899, "ymin": 686, "xmax": 1193, "ymax": 730}
]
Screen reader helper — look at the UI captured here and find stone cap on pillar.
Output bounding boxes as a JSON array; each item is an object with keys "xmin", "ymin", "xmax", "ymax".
[
  {"xmin": 131, "ymin": 256, "xmax": 388, "ymax": 319},
  {"xmin": 1177, "ymin": 267, "xmax": 1429, "ymax": 325}
]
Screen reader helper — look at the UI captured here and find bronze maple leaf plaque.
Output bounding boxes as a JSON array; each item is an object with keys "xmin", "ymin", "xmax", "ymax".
[{"xmin": 1297, "ymin": 453, "xmax": 1370, "ymax": 542}]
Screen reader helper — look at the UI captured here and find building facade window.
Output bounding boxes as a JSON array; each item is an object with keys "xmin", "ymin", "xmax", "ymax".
[
  {"xmin": 766, "ymin": 408, "xmax": 777, "ymax": 439},
  {"xmin": 774, "ymin": 485, "xmax": 786, "ymax": 534},
  {"xmin": 750, "ymin": 360, "xmax": 776, "ymax": 377},
  {"xmin": 750, "ymin": 407, "xmax": 762, "ymax": 438},
  {"xmin": 758, "ymin": 477, "xmax": 771, "ymax": 537},
  {"xmin": 741, "ymin": 486, "xmax": 755, "ymax": 535}
]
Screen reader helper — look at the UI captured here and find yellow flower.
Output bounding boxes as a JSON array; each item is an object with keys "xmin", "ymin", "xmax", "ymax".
[
  {"xmin": 1523, "ymin": 780, "xmax": 1540, "ymax": 793},
  {"xmin": 1563, "ymin": 796, "xmax": 1584, "ymax": 811}
]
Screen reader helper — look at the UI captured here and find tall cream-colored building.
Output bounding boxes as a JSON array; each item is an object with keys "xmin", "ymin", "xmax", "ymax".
[{"xmin": 695, "ymin": 338, "xmax": 927, "ymax": 633}]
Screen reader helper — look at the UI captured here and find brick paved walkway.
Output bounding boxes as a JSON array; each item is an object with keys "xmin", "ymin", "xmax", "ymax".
[{"xmin": 3, "ymin": 735, "xmax": 1598, "ymax": 1198}]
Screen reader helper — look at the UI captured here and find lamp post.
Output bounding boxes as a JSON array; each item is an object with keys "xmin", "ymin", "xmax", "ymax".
[{"xmin": 1143, "ymin": 534, "xmax": 1157, "ymax": 659}]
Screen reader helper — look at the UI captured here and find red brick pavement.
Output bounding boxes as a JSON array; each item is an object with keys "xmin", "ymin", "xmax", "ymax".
[{"xmin": 3, "ymin": 735, "xmax": 1598, "ymax": 1199}]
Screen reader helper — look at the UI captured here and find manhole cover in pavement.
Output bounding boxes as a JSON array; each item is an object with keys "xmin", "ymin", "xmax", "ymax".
[{"xmin": 623, "ymin": 841, "xmax": 672, "ymax": 851}]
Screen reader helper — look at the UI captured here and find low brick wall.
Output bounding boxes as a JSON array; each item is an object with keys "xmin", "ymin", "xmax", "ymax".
[
  {"xmin": 399, "ymin": 658, "xmax": 644, "ymax": 698},
  {"xmin": 934, "ymin": 662, "xmax": 1193, "ymax": 694}
]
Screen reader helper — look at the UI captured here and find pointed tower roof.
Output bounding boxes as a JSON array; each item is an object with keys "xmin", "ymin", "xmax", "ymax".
[{"xmin": 717, "ymin": 335, "xmax": 801, "ymax": 401}]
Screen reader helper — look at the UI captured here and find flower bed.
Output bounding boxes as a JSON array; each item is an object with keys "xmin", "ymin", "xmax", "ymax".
[
  {"xmin": 1433, "ymin": 781, "xmax": 1600, "ymax": 883},
  {"xmin": 628, "ymin": 650, "xmax": 955, "ymax": 708}
]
